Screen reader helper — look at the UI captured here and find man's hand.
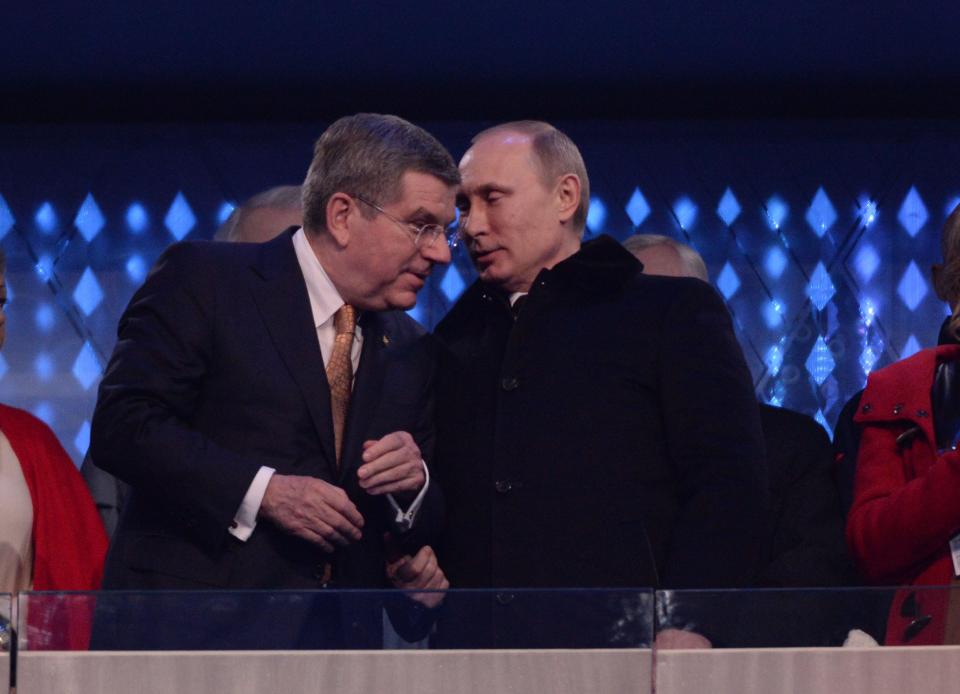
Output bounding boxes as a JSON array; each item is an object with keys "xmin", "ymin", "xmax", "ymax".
[
  {"xmin": 357, "ymin": 431, "xmax": 425, "ymax": 496},
  {"xmin": 387, "ymin": 545, "xmax": 449, "ymax": 609},
  {"xmin": 654, "ymin": 628, "xmax": 713, "ymax": 650},
  {"xmin": 259, "ymin": 474, "xmax": 363, "ymax": 552}
]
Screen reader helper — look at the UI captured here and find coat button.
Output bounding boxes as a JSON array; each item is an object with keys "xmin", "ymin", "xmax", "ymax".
[
  {"xmin": 496, "ymin": 592, "xmax": 515, "ymax": 605},
  {"xmin": 495, "ymin": 480, "xmax": 513, "ymax": 494},
  {"xmin": 917, "ymin": 409, "xmax": 929, "ymax": 418},
  {"xmin": 501, "ymin": 377, "xmax": 519, "ymax": 391},
  {"xmin": 893, "ymin": 403, "xmax": 904, "ymax": 415},
  {"xmin": 861, "ymin": 403, "xmax": 872, "ymax": 414}
]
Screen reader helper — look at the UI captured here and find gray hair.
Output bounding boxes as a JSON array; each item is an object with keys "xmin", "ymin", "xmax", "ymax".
[
  {"xmin": 472, "ymin": 120, "xmax": 590, "ymax": 236},
  {"xmin": 622, "ymin": 233, "xmax": 709, "ymax": 282},
  {"xmin": 302, "ymin": 113, "xmax": 459, "ymax": 234},
  {"xmin": 215, "ymin": 185, "xmax": 303, "ymax": 242}
]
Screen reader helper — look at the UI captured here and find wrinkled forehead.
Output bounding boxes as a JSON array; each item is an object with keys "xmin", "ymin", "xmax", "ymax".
[{"xmin": 460, "ymin": 132, "xmax": 540, "ymax": 189}]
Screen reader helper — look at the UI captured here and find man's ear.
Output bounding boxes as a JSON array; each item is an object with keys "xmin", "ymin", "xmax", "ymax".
[
  {"xmin": 555, "ymin": 173, "xmax": 581, "ymax": 225},
  {"xmin": 325, "ymin": 193, "xmax": 354, "ymax": 248}
]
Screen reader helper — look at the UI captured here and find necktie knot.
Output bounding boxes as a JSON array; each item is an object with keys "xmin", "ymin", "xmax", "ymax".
[{"xmin": 334, "ymin": 304, "xmax": 356, "ymax": 337}]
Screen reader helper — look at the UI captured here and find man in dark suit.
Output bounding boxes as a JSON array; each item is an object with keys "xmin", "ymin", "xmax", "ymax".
[
  {"xmin": 432, "ymin": 122, "xmax": 767, "ymax": 648},
  {"xmin": 90, "ymin": 114, "xmax": 456, "ymax": 646}
]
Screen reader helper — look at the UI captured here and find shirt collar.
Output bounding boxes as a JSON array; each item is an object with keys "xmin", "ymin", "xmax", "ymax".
[{"xmin": 292, "ymin": 227, "xmax": 345, "ymax": 328}]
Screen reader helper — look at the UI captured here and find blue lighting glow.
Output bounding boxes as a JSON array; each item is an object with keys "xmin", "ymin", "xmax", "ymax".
[
  {"xmin": 673, "ymin": 196, "xmax": 698, "ymax": 230},
  {"xmin": 34, "ymin": 303, "xmax": 56, "ymax": 332},
  {"xmin": 854, "ymin": 244, "xmax": 880, "ymax": 283},
  {"xmin": 35, "ymin": 202, "xmax": 58, "ymax": 234},
  {"xmin": 165, "ymin": 191, "xmax": 197, "ymax": 241},
  {"xmin": 0, "ymin": 193, "xmax": 14, "ymax": 239},
  {"xmin": 763, "ymin": 299, "xmax": 787, "ymax": 329},
  {"xmin": 35, "ymin": 254, "xmax": 55, "ymax": 279},
  {"xmin": 126, "ymin": 254, "xmax": 148, "ymax": 284},
  {"xmin": 859, "ymin": 198, "xmax": 878, "ymax": 226},
  {"xmin": 0, "ymin": 353, "xmax": 8, "ymax": 381},
  {"xmin": 406, "ymin": 303, "xmax": 425, "ymax": 325},
  {"xmin": 805, "ymin": 187, "xmax": 836, "ymax": 238},
  {"xmin": 897, "ymin": 261, "xmax": 928, "ymax": 311},
  {"xmin": 34, "ymin": 352, "xmax": 55, "ymax": 381},
  {"xmin": 765, "ymin": 344, "xmax": 784, "ymax": 377},
  {"xmin": 765, "ymin": 195, "xmax": 788, "ymax": 230},
  {"xmin": 806, "ymin": 262, "xmax": 836, "ymax": 311},
  {"xmin": 625, "ymin": 188, "xmax": 651, "ymax": 227},
  {"xmin": 73, "ymin": 267, "xmax": 105, "ymax": 316},
  {"xmin": 440, "ymin": 265, "xmax": 466, "ymax": 302},
  {"xmin": 898, "ymin": 186, "xmax": 928, "ymax": 237},
  {"xmin": 902, "ymin": 334, "xmax": 922, "ymax": 359},
  {"xmin": 859, "ymin": 345, "xmax": 878, "ymax": 375},
  {"xmin": 217, "ymin": 202, "xmax": 235, "ymax": 226},
  {"xmin": 805, "ymin": 335, "xmax": 836, "ymax": 386},
  {"xmin": 716, "ymin": 262, "xmax": 741, "ymax": 300},
  {"xmin": 859, "ymin": 298, "xmax": 878, "ymax": 327},
  {"xmin": 586, "ymin": 197, "xmax": 607, "ymax": 232},
  {"xmin": 814, "ymin": 409, "xmax": 833, "ymax": 439},
  {"xmin": 716, "ymin": 187, "xmax": 741, "ymax": 226},
  {"xmin": 74, "ymin": 193, "xmax": 105, "ymax": 242},
  {"xmin": 764, "ymin": 246, "xmax": 788, "ymax": 280},
  {"xmin": 946, "ymin": 197, "xmax": 960, "ymax": 217},
  {"xmin": 74, "ymin": 420, "xmax": 91, "ymax": 456},
  {"xmin": 72, "ymin": 341, "xmax": 102, "ymax": 390},
  {"xmin": 33, "ymin": 401, "xmax": 55, "ymax": 427},
  {"xmin": 767, "ymin": 379, "xmax": 786, "ymax": 407},
  {"xmin": 126, "ymin": 202, "xmax": 149, "ymax": 233}
]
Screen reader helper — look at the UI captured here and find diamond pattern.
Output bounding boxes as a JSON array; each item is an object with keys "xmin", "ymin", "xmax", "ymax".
[
  {"xmin": 897, "ymin": 261, "xmax": 928, "ymax": 311},
  {"xmin": 0, "ymin": 193, "xmax": 14, "ymax": 239},
  {"xmin": 126, "ymin": 202, "xmax": 148, "ymax": 233},
  {"xmin": 859, "ymin": 345, "xmax": 878, "ymax": 375},
  {"xmin": 673, "ymin": 196, "xmax": 697, "ymax": 230},
  {"xmin": 72, "ymin": 342, "xmax": 102, "ymax": 390},
  {"xmin": 805, "ymin": 336, "xmax": 836, "ymax": 386},
  {"xmin": 35, "ymin": 201, "xmax": 57, "ymax": 234},
  {"xmin": 716, "ymin": 187, "xmax": 741, "ymax": 226},
  {"xmin": 74, "ymin": 420, "xmax": 91, "ymax": 456},
  {"xmin": 33, "ymin": 402, "xmax": 55, "ymax": 427},
  {"xmin": 586, "ymin": 196, "xmax": 607, "ymax": 231},
  {"xmin": 765, "ymin": 344, "xmax": 783, "ymax": 377},
  {"xmin": 74, "ymin": 193, "xmax": 105, "ymax": 242},
  {"xmin": 716, "ymin": 262, "xmax": 741, "ymax": 300},
  {"xmin": 805, "ymin": 187, "xmax": 836, "ymax": 238},
  {"xmin": 813, "ymin": 409, "xmax": 833, "ymax": 439},
  {"xmin": 0, "ymin": 353, "xmax": 8, "ymax": 381},
  {"xmin": 765, "ymin": 195, "xmax": 788, "ymax": 230},
  {"xmin": 806, "ymin": 262, "xmax": 836, "ymax": 311},
  {"xmin": 854, "ymin": 244, "xmax": 880, "ymax": 283},
  {"xmin": 764, "ymin": 247, "xmax": 787, "ymax": 279},
  {"xmin": 763, "ymin": 299, "xmax": 786, "ymax": 329},
  {"xmin": 625, "ymin": 188, "xmax": 650, "ymax": 227},
  {"xmin": 73, "ymin": 267, "xmax": 104, "ymax": 316},
  {"xmin": 898, "ymin": 186, "xmax": 928, "ymax": 237},
  {"xmin": 902, "ymin": 334, "xmax": 922, "ymax": 359},
  {"xmin": 165, "ymin": 191, "xmax": 196, "ymax": 241},
  {"xmin": 34, "ymin": 352, "xmax": 54, "ymax": 381},
  {"xmin": 126, "ymin": 254, "xmax": 148, "ymax": 284},
  {"xmin": 440, "ymin": 265, "xmax": 466, "ymax": 302},
  {"xmin": 35, "ymin": 303, "xmax": 55, "ymax": 332}
]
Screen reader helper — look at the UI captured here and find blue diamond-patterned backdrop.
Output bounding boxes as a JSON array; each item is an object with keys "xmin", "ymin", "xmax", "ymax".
[{"xmin": 1, "ymin": 119, "xmax": 959, "ymax": 466}]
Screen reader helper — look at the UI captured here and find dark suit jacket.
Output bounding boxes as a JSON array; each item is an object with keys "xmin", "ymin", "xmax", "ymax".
[
  {"xmin": 91, "ymin": 230, "xmax": 441, "ymax": 594},
  {"xmin": 430, "ymin": 236, "xmax": 767, "ymax": 647}
]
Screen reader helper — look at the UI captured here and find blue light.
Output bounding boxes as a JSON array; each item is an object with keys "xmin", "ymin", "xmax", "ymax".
[
  {"xmin": 897, "ymin": 261, "xmax": 928, "ymax": 311},
  {"xmin": 126, "ymin": 254, "xmax": 148, "ymax": 284},
  {"xmin": 440, "ymin": 265, "xmax": 465, "ymax": 302},
  {"xmin": 33, "ymin": 402, "xmax": 55, "ymax": 427},
  {"xmin": 765, "ymin": 344, "xmax": 784, "ymax": 377},
  {"xmin": 805, "ymin": 187, "xmax": 836, "ymax": 238},
  {"xmin": 0, "ymin": 353, "xmax": 8, "ymax": 381},
  {"xmin": 126, "ymin": 202, "xmax": 149, "ymax": 233},
  {"xmin": 625, "ymin": 188, "xmax": 651, "ymax": 227},
  {"xmin": 165, "ymin": 191, "xmax": 197, "ymax": 241},
  {"xmin": 72, "ymin": 341, "xmax": 102, "ymax": 390},
  {"xmin": 673, "ymin": 196, "xmax": 698, "ymax": 230},
  {"xmin": 813, "ymin": 409, "xmax": 833, "ymax": 439},
  {"xmin": 859, "ymin": 298, "xmax": 878, "ymax": 327},
  {"xmin": 35, "ymin": 254, "xmax": 55, "ymax": 279},
  {"xmin": 716, "ymin": 262, "xmax": 741, "ymax": 300},
  {"xmin": 859, "ymin": 198, "xmax": 878, "ymax": 226},
  {"xmin": 765, "ymin": 195, "xmax": 788, "ymax": 230},
  {"xmin": 34, "ymin": 303, "xmax": 56, "ymax": 332},
  {"xmin": 859, "ymin": 345, "xmax": 878, "ymax": 375},
  {"xmin": 0, "ymin": 193, "xmax": 14, "ymax": 239},
  {"xmin": 946, "ymin": 197, "xmax": 960, "ymax": 217},
  {"xmin": 406, "ymin": 303, "xmax": 425, "ymax": 325},
  {"xmin": 806, "ymin": 262, "xmax": 836, "ymax": 311},
  {"xmin": 73, "ymin": 267, "xmax": 105, "ymax": 316},
  {"xmin": 217, "ymin": 202, "xmax": 235, "ymax": 226},
  {"xmin": 34, "ymin": 352, "xmax": 55, "ymax": 381},
  {"xmin": 716, "ymin": 187, "xmax": 741, "ymax": 226},
  {"xmin": 764, "ymin": 246, "xmax": 788, "ymax": 280},
  {"xmin": 805, "ymin": 335, "xmax": 836, "ymax": 386},
  {"xmin": 74, "ymin": 420, "xmax": 91, "ymax": 456},
  {"xmin": 74, "ymin": 193, "xmax": 105, "ymax": 242},
  {"xmin": 854, "ymin": 244, "xmax": 880, "ymax": 283},
  {"xmin": 901, "ymin": 334, "xmax": 922, "ymax": 359},
  {"xmin": 897, "ymin": 186, "xmax": 928, "ymax": 237},
  {"xmin": 763, "ymin": 299, "xmax": 787, "ymax": 329},
  {"xmin": 586, "ymin": 196, "xmax": 607, "ymax": 232},
  {"xmin": 35, "ymin": 202, "xmax": 58, "ymax": 234}
]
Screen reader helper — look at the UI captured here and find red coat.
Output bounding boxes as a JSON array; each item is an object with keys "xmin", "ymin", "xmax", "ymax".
[
  {"xmin": 0, "ymin": 404, "xmax": 107, "ymax": 648},
  {"xmin": 846, "ymin": 344, "xmax": 960, "ymax": 645}
]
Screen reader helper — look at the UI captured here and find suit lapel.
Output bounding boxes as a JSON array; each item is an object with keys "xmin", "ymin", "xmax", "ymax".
[
  {"xmin": 338, "ymin": 312, "xmax": 390, "ymax": 483},
  {"xmin": 249, "ymin": 232, "xmax": 338, "ymax": 475}
]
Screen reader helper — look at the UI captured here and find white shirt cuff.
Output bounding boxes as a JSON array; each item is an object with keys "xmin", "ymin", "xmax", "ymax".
[
  {"xmin": 387, "ymin": 459, "xmax": 429, "ymax": 532},
  {"xmin": 229, "ymin": 466, "xmax": 275, "ymax": 541}
]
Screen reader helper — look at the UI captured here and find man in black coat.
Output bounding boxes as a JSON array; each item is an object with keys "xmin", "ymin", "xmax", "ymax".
[
  {"xmin": 432, "ymin": 122, "xmax": 767, "ymax": 648},
  {"xmin": 90, "ymin": 114, "xmax": 455, "ymax": 647}
]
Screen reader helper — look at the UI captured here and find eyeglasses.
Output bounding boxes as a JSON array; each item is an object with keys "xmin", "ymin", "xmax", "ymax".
[{"xmin": 354, "ymin": 196, "xmax": 460, "ymax": 249}]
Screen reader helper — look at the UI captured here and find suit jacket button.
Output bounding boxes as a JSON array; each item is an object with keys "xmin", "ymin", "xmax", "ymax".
[
  {"xmin": 893, "ymin": 403, "xmax": 904, "ymax": 414},
  {"xmin": 501, "ymin": 377, "xmax": 519, "ymax": 391},
  {"xmin": 861, "ymin": 403, "xmax": 872, "ymax": 414},
  {"xmin": 495, "ymin": 480, "xmax": 513, "ymax": 494},
  {"xmin": 496, "ymin": 593, "xmax": 515, "ymax": 605}
]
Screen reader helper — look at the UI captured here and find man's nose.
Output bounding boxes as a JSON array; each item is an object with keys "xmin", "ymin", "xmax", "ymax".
[
  {"xmin": 421, "ymin": 237, "xmax": 452, "ymax": 265},
  {"xmin": 460, "ymin": 204, "xmax": 487, "ymax": 239}
]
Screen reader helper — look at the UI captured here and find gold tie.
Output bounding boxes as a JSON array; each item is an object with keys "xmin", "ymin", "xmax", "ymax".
[{"xmin": 326, "ymin": 304, "xmax": 356, "ymax": 468}]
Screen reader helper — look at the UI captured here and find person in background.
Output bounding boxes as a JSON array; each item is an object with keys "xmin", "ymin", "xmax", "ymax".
[
  {"xmin": 432, "ymin": 121, "xmax": 766, "ymax": 649},
  {"xmin": 847, "ymin": 202, "xmax": 960, "ymax": 646},
  {"xmin": 626, "ymin": 233, "xmax": 860, "ymax": 647}
]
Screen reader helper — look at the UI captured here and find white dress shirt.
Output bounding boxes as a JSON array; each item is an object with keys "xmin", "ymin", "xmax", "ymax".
[{"xmin": 230, "ymin": 228, "xmax": 428, "ymax": 540}]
